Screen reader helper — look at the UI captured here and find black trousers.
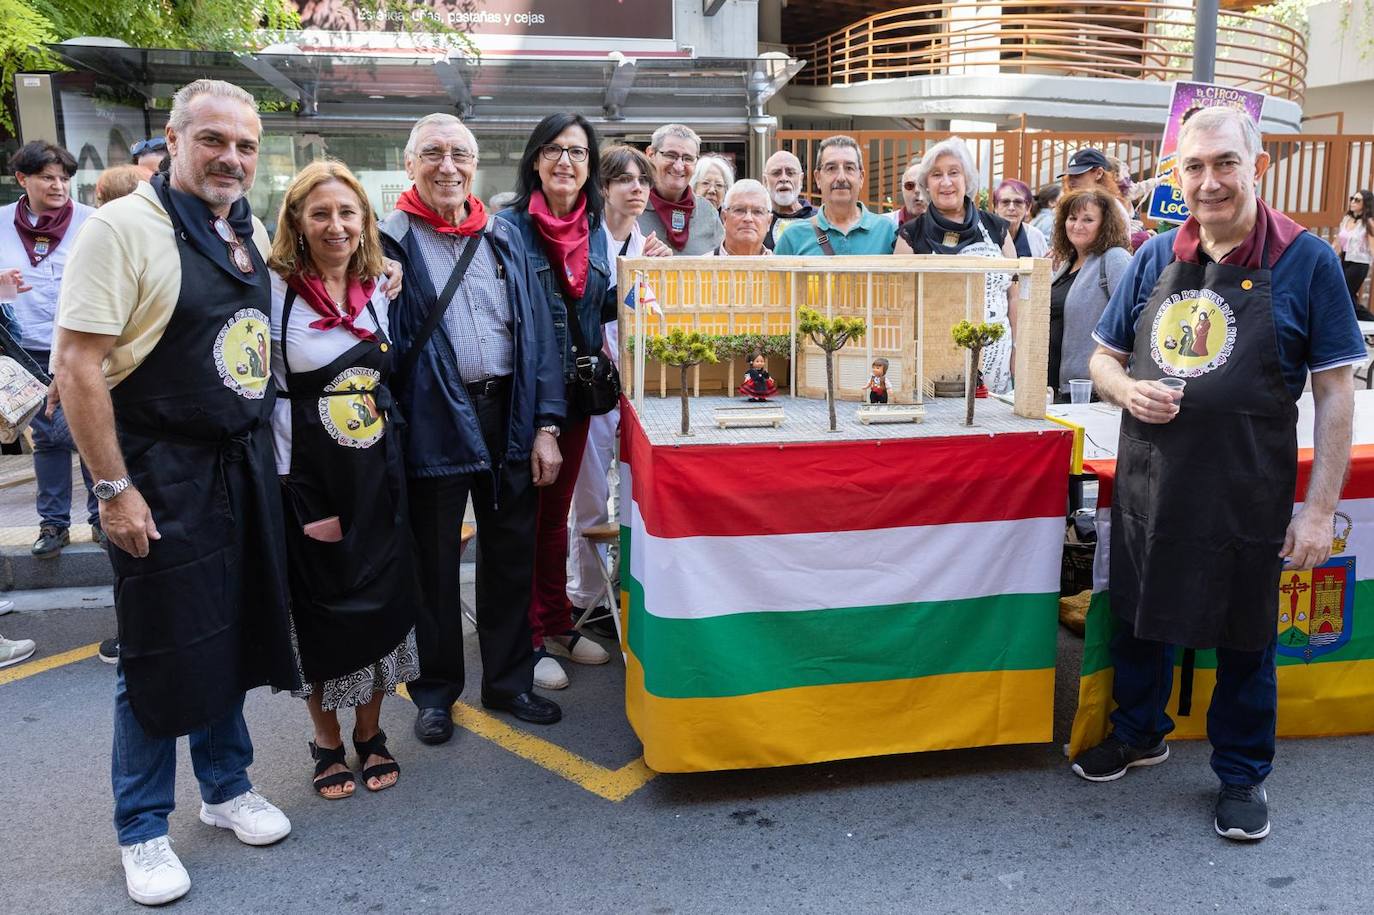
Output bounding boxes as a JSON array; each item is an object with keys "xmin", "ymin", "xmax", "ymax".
[
  {"xmin": 1343, "ymin": 258, "xmax": 1371, "ymax": 317},
  {"xmin": 406, "ymin": 390, "xmax": 537, "ymax": 709}
]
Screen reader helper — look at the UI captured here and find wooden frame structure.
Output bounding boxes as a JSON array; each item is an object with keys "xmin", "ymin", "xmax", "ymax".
[{"xmin": 618, "ymin": 254, "xmax": 1052, "ymax": 421}]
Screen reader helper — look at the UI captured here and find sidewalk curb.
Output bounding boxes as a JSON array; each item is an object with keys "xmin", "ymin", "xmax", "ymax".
[{"xmin": 0, "ymin": 544, "xmax": 114, "ymax": 592}]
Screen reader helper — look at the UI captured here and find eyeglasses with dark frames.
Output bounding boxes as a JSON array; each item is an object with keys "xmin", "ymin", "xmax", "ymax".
[{"xmin": 540, "ymin": 144, "xmax": 589, "ymax": 163}]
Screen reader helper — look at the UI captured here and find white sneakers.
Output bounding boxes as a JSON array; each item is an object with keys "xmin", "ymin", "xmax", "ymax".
[
  {"xmin": 534, "ymin": 654, "xmax": 570, "ymax": 689},
  {"xmin": 121, "ymin": 836, "xmax": 190, "ymax": 906},
  {"xmin": 122, "ymin": 790, "xmax": 290, "ymax": 906},
  {"xmin": 0, "ymin": 634, "xmax": 35, "ymax": 669},
  {"xmin": 199, "ymin": 789, "xmax": 292, "ymax": 846}
]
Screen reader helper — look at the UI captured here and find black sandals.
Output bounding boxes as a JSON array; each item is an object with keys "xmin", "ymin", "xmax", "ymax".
[
  {"xmin": 309, "ymin": 741, "xmax": 355, "ymax": 799},
  {"xmin": 353, "ymin": 730, "xmax": 400, "ymax": 792}
]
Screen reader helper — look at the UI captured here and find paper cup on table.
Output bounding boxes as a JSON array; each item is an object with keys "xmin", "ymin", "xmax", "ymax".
[{"xmin": 1068, "ymin": 378, "xmax": 1093, "ymax": 404}]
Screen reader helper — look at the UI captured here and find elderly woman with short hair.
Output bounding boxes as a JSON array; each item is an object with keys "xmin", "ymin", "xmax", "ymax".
[
  {"xmin": 993, "ymin": 178, "xmax": 1048, "ymax": 259},
  {"xmin": 894, "ymin": 137, "xmax": 1018, "ymax": 393},
  {"xmin": 715, "ymin": 179, "xmax": 773, "ymax": 257},
  {"xmin": 691, "ymin": 155, "xmax": 734, "ymax": 212}
]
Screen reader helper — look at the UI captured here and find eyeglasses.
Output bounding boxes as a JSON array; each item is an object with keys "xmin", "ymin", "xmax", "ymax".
[
  {"xmin": 417, "ymin": 147, "xmax": 477, "ymax": 165},
  {"xmin": 725, "ymin": 206, "xmax": 769, "ymax": 218},
  {"xmin": 611, "ymin": 174, "xmax": 652, "ymax": 188},
  {"xmin": 903, "ymin": 181, "xmax": 919, "ymax": 191},
  {"xmin": 655, "ymin": 151, "xmax": 698, "ymax": 166},
  {"xmin": 996, "ymin": 197, "xmax": 1028, "ymax": 207},
  {"xmin": 540, "ymin": 144, "xmax": 589, "ymax": 163}
]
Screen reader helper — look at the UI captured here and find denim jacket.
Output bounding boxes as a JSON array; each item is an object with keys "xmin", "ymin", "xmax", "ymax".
[
  {"xmin": 379, "ymin": 210, "xmax": 565, "ymax": 479},
  {"xmin": 494, "ymin": 207, "xmax": 616, "ymax": 383}
]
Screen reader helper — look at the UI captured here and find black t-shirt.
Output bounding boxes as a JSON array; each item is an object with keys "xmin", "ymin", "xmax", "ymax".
[{"xmin": 1048, "ymin": 263, "xmax": 1078, "ymax": 395}]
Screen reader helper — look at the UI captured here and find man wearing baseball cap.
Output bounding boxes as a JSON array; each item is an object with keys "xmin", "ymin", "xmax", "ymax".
[
  {"xmin": 1059, "ymin": 147, "xmax": 1133, "ymax": 229},
  {"xmin": 129, "ymin": 137, "xmax": 168, "ymax": 181}
]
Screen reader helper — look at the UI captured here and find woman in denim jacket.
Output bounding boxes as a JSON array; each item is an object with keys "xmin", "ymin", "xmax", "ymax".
[{"xmin": 496, "ymin": 113, "xmax": 617, "ymax": 690}]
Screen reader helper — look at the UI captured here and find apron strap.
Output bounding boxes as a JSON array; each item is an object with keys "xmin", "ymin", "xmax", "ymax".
[
  {"xmin": 281, "ymin": 286, "xmax": 390, "ymax": 388},
  {"xmin": 1177, "ymin": 647, "xmax": 1196, "ymax": 717}
]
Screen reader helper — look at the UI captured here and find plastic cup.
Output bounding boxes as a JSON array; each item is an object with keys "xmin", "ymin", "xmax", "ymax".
[
  {"xmin": 0, "ymin": 277, "xmax": 16, "ymax": 303},
  {"xmin": 1068, "ymin": 378, "xmax": 1093, "ymax": 404},
  {"xmin": 1158, "ymin": 376, "xmax": 1186, "ymax": 400}
]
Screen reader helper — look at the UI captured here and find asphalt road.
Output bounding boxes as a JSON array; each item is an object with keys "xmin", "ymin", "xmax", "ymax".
[{"xmin": 3, "ymin": 585, "xmax": 1372, "ymax": 915}]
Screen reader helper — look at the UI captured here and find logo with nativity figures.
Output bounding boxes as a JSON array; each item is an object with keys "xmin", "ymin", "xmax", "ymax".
[
  {"xmin": 1277, "ymin": 512, "xmax": 1355, "ymax": 662},
  {"xmin": 214, "ymin": 308, "xmax": 271, "ymax": 399},
  {"xmin": 319, "ymin": 367, "xmax": 384, "ymax": 449},
  {"xmin": 1149, "ymin": 289, "xmax": 1237, "ymax": 378}
]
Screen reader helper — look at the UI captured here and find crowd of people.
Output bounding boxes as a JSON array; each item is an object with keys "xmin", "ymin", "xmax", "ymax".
[{"xmin": 0, "ymin": 76, "xmax": 1369, "ymax": 904}]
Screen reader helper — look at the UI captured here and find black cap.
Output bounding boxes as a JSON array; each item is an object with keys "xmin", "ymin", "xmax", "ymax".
[
  {"xmin": 1056, "ymin": 148, "xmax": 1110, "ymax": 179},
  {"xmin": 131, "ymin": 137, "xmax": 167, "ymax": 159}
]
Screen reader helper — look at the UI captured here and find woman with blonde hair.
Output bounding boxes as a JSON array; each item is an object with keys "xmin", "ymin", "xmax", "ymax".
[{"xmin": 268, "ymin": 160, "xmax": 418, "ymax": 799}]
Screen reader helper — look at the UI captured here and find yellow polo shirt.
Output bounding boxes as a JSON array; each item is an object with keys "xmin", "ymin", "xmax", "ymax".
[{"xmin": 56, "ymin": 182, "xmax": 271, "ymax": 387}]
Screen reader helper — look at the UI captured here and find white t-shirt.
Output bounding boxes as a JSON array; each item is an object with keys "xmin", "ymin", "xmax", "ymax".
[
  {"xmin": 601, "ymin": 222, "xmax": 646, "ymax": 363},
  {"xmin": 269, "ymin": 272, "xmax": 390, "ymax": 474}
]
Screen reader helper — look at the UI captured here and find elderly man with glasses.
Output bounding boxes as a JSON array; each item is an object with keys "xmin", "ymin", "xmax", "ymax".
[
  {"xmin": 380, "ymin": 113, "xmax": 566, "ymax": 746},
  {"xmin": 637, "ymin": 123, "xmax": 724, "ymax": 255},
  {"xmin": 715, "ymin": 180, "xmax": 773, "ymax": 257},
  {"xmin": 762, "ymin": 150, "xmax": 815, "ymax": 250},
  {"xmin": 775, "ymin": 135, "xmax": 896, "ymax": 256}
]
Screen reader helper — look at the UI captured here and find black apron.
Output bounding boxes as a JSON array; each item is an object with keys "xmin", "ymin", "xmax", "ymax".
[
  {"xmin": 111, "ymin": 181, "xmax": 298, "ymax": 738},
  {"xmin": 1110, "ymin": 242, "xmax": 1297, "ymax": 653},
  {"xmin": 278, "ymin": 289, "xmax": 416, "ymax": 683}
]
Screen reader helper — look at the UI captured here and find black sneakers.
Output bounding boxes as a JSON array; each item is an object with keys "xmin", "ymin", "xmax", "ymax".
[
  {"xmin": 1215, "ymin": 784, "xmax": 1270, "ymax": 841},
  {"xmin": 32, "ymin": 524, "xmax": 69, "ymax": 559},
  {"xmin": 1070, "ymin": 735, "xmax": 1170, "ymax": 782}
]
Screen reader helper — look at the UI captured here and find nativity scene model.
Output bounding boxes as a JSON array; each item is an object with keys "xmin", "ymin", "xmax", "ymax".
[{"xmin": 616, "ymin": 254, "xmax": 1052, "ymax": 435}]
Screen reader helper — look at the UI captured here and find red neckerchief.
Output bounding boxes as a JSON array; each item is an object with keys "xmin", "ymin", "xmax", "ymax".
[
  {"xmin": 528, "ymin": 190, "xmax": 589, "ymax": 301},
  {"xmin": 396, "ymin": 186, "xmax": 488, "ymax": 236},
  {"xmin": 648, "ymin": 187, "xmax": 696, "ymax": 251},
  {"xmin": 1172, "ymin": 197, "xmax": 1305, "ymax": 268},
  {"xmin": 14, "ymin": 196, "xmax": 73, "ymax": 266},
  {"xmin": 285, "ymin": 271, "xmax": 378, "ymax": 342}
]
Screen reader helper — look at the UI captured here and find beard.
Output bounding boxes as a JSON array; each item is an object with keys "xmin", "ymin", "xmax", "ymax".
[
  {"xmin": 171, "ymin": 157, "xmax": 252, "ymax": 209},
  {"xmin": 771, "ymin": 188, "xmax": 799, "ymax": 209}
]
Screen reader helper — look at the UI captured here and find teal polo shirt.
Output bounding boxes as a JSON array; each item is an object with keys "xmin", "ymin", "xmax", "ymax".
[{"xmin": 773, "ymin": 204, "xmax": 896, "ymax": 256}]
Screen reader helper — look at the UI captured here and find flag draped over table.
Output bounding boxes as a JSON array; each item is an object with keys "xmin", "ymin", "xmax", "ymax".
[
  {"xmin": 619, "ymin": 402, "xmax": 1073, "ymax": 773},
  {"xmin": 1069, "ymin": 448, "xmax": 1374, "ymax": 758}
]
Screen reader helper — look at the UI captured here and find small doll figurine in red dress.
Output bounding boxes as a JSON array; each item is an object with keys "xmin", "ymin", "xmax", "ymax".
[
  {"xmin": 864, "ymin": 357, "xmax": 890, "ymax": 404},
  {"xmin": 737, "ymin": 351, "xmax": 778, "ymax": 402}
]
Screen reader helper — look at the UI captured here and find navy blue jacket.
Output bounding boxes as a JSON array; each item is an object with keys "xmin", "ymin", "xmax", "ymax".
[
  {"xmin": 494, "ymin": 207, "xmax": 617, "ymax": 386},
  {"xmin": 379, "ymin": 210, "xmax": 565, "ymax": 479}
]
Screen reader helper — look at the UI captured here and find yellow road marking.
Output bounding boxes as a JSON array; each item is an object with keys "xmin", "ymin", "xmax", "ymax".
[
  {"xmin": 0, "ymin": 641, "xmax": 98, "ymax": 685},
  {"xmin": 5, "ymin": 650, "xmax": 656, "ymax": 801},
  {"xmin": 398, "ymin": 684, "xmax": 655, "ymax": 802}
]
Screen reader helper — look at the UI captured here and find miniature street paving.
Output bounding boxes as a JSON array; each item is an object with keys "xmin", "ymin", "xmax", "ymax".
[{"xmin": 5, "ymin": 582, "xmax": 1373, "ymax": 914}]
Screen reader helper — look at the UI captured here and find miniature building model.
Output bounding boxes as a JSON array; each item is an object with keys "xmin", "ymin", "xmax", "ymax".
[{"xmin": 617, "ymin": 255, "xmax": 1052, "ymax": 420}]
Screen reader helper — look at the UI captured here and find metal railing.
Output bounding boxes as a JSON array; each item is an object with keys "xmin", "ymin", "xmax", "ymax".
[{"xmin": 789, "ymin": 0, "xmax": 1308, "ymax": 103}]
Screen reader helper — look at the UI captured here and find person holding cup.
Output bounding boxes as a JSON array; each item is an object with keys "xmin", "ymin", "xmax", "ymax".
[
  {"xmin": 1079, "ymin": 107, "xmax": 1366, "ymax": 842},
  {"xmin": 1047, "ymin": 188, "xmax": 1131, "ymax": 401}
]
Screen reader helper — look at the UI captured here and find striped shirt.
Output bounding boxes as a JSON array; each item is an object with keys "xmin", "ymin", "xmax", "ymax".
[{"xmin": 409, "ymin": 217, "xmax": 514, "ymax": 383}]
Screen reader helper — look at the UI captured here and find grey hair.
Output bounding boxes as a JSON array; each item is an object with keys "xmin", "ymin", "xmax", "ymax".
[
  {"xmin": 915, "ymin": 136, "xmax": 982, "ymax": 198},
  {"xmin": 691, "ymin": 155, "xmax": 735, "ymax": 193},
  {"xmin": 168, "ymin": 80, "xmax": 258, "ymax": 134},
  {"xmin": 1178, "ymin": 106, "xmax": 1263, "ymax": 162},
  {"xmin": 405, "ymin": 113, "xmax": 479, "ymax": 159},
  {"xmin": 722, "ymin": 178, "xmax": 768, "ymax": 209},
  {"xmin": 650, "ymin": 123, "xmax": 701, "ymax": 152},
  {"xmin": 816, "ymin": 135, "xmax": 863, "ymax": 172}
]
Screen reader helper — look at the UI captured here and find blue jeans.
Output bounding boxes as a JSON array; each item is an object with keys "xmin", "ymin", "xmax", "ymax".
[
  {"xmin": 111, "ymin": 664, "xmax": 254, "ymax": 845},
  {"xmin": 1108, "ymin": 624, "xmax": 1278, "ymax": 786},
  {"xmin": 25, "ymin": 349, "xmax": 98, "ymax": 529}
]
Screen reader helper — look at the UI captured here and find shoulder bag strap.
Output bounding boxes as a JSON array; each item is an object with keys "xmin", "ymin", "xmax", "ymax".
[
  {"xmin": 399, "ymin": 232, "xmax": 487, "ymax": 380},
  {"xmin": 810, "ymin": 217, "xmax": 837, "ymax": 257},
  {"xmin": 1098, "ymin": 255, "xmax": 1110, "ymax": 297}
]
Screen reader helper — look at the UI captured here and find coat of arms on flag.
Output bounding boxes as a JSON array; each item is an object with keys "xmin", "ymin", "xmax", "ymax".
[{"xmin": 1277, "ymin": 555, "xmax": 1355, "ymax": 662}]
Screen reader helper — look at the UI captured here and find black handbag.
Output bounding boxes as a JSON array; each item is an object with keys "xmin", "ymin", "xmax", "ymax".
[{"xmin": 566, "ymin": 308, "xmax": 620, "ymax": 416}]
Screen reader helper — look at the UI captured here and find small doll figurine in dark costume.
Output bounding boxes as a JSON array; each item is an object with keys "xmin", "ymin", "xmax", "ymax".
[
  {"xmin": 737, "ymin": 351, "xmax": 778, "ymax": 402},
  {"xmin": 864, "ymin": 357, "xmax": 890, "ymax": 404}
]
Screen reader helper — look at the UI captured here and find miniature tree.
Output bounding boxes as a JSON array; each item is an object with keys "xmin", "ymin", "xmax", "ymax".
[
  {"xmin": 951, "ymin": 320, "xmax": 1007, "ymax": 426},
  {"xmin": 645, "ymin": 329, "xmax": 720, "ymax": 435},
  {"xmin": 798, "ymin": 307, "xmax": 866, "ymax": 431}
]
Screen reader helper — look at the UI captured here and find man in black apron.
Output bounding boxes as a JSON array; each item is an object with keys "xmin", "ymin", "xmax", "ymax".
[
  {"xmin": 54, "ymin": 80, "xmax": 298, "ymax": 906},
  {"xmin": 1073, "ymin": 107, "xmax": 1364, "ymax": 841}
]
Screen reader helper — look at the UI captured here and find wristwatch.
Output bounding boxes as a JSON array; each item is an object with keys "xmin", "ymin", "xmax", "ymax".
[
  {"xmin": 92, "ymin": 475, "xmax": 133, "ymax": 502},
  {"xmin": 537, "ymin": 424, "xmax": 561, "ymax": 438}
]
